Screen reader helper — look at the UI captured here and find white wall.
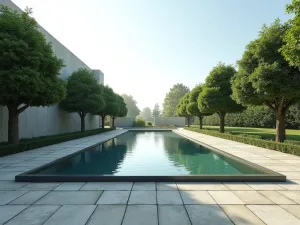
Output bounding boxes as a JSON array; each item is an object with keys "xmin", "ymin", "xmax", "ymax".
[
  {"xmin": 0, "ymin": 0, "xmax": 104, "ymax": 141},
  {"xmin": 115, "ymin": 117, "xmax": 136, "ymax": 128},
  {"xmin": 154, "ymin": 117, "xmax": 185, "ymax": 127}
]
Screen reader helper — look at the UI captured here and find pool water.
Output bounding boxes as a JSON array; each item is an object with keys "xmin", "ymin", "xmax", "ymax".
[{"xmin": 31, "ymin": 131, "xmax": 267, "ymax": 176}]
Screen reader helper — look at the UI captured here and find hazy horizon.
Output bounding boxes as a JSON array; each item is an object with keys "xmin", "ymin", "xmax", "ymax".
[{"xmin": 12, "ymin": 0, "xmax": 292, "ymax": 110}]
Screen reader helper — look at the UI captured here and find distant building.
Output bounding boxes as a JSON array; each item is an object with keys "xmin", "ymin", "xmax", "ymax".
[{"xmin": 0, "ymin": 0, "xmax": 104, "ymax": 142}]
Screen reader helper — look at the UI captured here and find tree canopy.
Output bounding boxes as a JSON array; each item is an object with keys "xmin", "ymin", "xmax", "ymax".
[
  {"xmin": 163, "ymin": 83, "xmax": 190, "ymax": 117},
  {"xmin": 0, "ymin": 6, "xmax": 65, "ymax": 144},
  {"xmin": 176, "ymin": 92, "xmax": 192, "ymax": 127},
  {"xmin": 198, "ymin": 63, "xmax": 243, "ymax": 133},
  {"xmin": 121, "ymin": 94, "xmax": 140, "ymax": 117},
  {"xmin": 109, "ymin": 94, "xmax": 127, "ymax": 127},
  {"xmin": 187, "ymin": 85, "xmax": 211, "ymax": 129},
  {"xmin": 281, "ymin": 1, "xmax": 300, "ymax": 66},
  {"xmin": 95, "ymin": 85, "xmax": 117, "ymax": 128},
  {"xmin": 60, "ymin": 68, "xmax": 105, "ymax": 132},
  {"xmin": 232, "ymin": 20, "xmax": 300, "ymax": 142}
]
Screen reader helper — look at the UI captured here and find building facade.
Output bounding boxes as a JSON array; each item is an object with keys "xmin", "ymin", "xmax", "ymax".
[{"xmin": 0, "ymin": 0, "xmax": 104, "ymax": 142}]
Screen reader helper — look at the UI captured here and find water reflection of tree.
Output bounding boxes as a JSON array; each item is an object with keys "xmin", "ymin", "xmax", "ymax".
[{"xmin": 163, "ymin": 133, "xmax": 230, "ymax": 174}]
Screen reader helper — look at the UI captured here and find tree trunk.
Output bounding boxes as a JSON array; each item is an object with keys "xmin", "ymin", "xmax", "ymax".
[
  {"xmin": 7, "ymin": 104, "xmax": 19, "ymax": 144},
  {"xmin": 276, "ymin": 109, "xmax": 286, "ymax": 142},
  {"xmin": 187, "ymin": 117, "xmax": 190, "ymax": 127},
  {"xmin": 101, "ymin": 115, "xmax": 105, "ymax": 129},
  {"xmin": 80, "ymin": 115, "xmax": 85, "ymax": 132},
  {"xmin": 112, "ymin": 117, "xmax": 115, "ymax": 128},
  {"xmin": 219, "ymin": 112, "xmax": 225, "ymax": 133},
  {"xmin": 199, "ymin": 116, "xmax": 203, "ymax": 129}
]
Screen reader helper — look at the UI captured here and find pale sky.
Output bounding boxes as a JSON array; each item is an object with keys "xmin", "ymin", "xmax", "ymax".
[{"xmin": 12, "ymin": 0, "xmax": 291, "ymax": 110}]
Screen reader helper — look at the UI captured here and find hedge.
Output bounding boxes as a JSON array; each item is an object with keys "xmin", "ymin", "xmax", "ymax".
[
  {"xmin": 0, "ymin": 128, "xmax": 115, "ymax": 157},
  {"xmin": 184, "ymin": 127, "xmax": 300, "ymax": 156}
]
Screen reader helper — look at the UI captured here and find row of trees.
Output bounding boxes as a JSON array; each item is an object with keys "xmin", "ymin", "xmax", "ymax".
[
  {"xmin": 0, "ymin": 6, "xmax": 127, "ymax": 144},
  {"xmin": 60, "ymin": 68, "xmax": 127, "ymax": 132},
  {"xmin": 177, "ymin": 64, "xmax": 243, "ymax": 132},
  {"xmin": 177, "ymin": 5, "xmax": 300, "ymax": 142}
]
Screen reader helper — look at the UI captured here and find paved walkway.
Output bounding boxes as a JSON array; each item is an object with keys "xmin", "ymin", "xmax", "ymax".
[{"xmin": 0, "ymin": 129, "xmax": 300, "ymax": 224}]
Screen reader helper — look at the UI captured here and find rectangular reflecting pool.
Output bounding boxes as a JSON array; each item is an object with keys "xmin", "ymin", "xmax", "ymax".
[{"xmin": 16, "ymin": 131, "xmax": 286, "ymax": 182}]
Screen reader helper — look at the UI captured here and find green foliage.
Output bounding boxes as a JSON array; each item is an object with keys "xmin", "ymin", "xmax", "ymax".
[
  {"xmin": 133, "ymin": 117, "xmax": 146, "ymax": 127},
  {"xmin": 109, "ymin": 94, "xmax": 128, "ymax": 127},
  {"xmin": 163, "ymin": 83, "xmax": 190, "ymax": 117},
  {"xmin": 185, "ymin": 127, "xmax": 300, "ymax": 157},
  {"xmin": 187, "ymin": 85, "xmax": 212, "ymax": 128},
  {"xmin": 147, "ymin": 121, "xmax": 153, "ymax": 126},
  {"xmin": 121, "ymin": 94, "xmax": 140, "ymax": 117},
  {"xmin": 0, "ymin": 128, "xmax": 114, "ymax": 157},
  {"xmin": 140, "ymin": 107, "xmax": 152, "ymax": 120},
  {"xmin": 60, "ymin": 68, "xmax": 105, "ymax": 131},
  {"xmin": 232, "ymin": 20, "xmax": 300, "ymax": 142},
  {"xmin": 281, "ymin": 0, "xmax": 300, "ymax": 66},
  {"xmin": 95, "ymin": 85, "xmax": 118, "ymax": 128},
  {"xmin": 177, "ymin": 92, "xmax": 193, "ymax": 126},
  {"xmin": 198, "ymin": 63, "xmax": 244, "ymax": 132},
  {"xmin": 0, "ymin": 6, "xmax": 66, "ymax": 144},
  {"xmin": 198, "ymin": 63, "xmax": 243, "ymax": 115},
  {"xmin": 152, "ymin": 103, "xmax": 161, "ymax": 118}
]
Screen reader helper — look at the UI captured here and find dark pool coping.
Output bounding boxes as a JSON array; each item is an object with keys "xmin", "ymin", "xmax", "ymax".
[{"xmin": 15, "ymin": 129, "xmax": 286, "ymax": 182}]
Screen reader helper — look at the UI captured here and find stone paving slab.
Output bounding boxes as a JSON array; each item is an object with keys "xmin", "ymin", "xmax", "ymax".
[
  {"xmin": 233, "ymin": 191, "xmax": 274, "ymax": 204},
  {"xmin": 128, "ymin": 191, "xmax": 156, "ymax": 204},
  {"xmin": 247, "ymin": 205, "xmax": 300, "ymax": 225},
  {"xmin": 122, "ymin": 205, "xmax": 158, "ymax": 225},
  {"xmin": 186, "ymin": 205, "xmax": 234, "ymax": 225},
  {"xmin": 208, "ymin": 191, "xmax": 244, "ymax": 205},
  {"xmin": 43, "ymin": 205, "xmax": 96, "ymax": 225},
  {"xmin": 0, "ymin": 191, "xmax": 28, "ymax": 205},
  {"xmin": 5, "ymin": 205, "xmax": 60, "ymax": 225},
  {"xmin": 86, "ymin": 205, "xmax": 126, "ymax": 225},
  {"xmin": 157, "ymin": 191, "xmax": 183, "ymax": 205},
  {"xmin": 132, "ymin": 182, "xmax": 156, "ymax": 191},
  {"xmin": 180, "ymin": 191, "xmax": 216, "ymax": 204},
  {"xmin": 81, "ymin": 182, "xmax": 133, "ymax": 191},
  {"xmin": 158, "ymin": 205, "xmax": 191, "ymax": 225},
  {"xmin": 96, "ymin": 191, "xmax": 130, "ymax": 204},
  {"xmin": 9, "ymin": 191, "xmax": 49, "ymax": 205},
  {"xmin": 0, "ymin": 205, "xmax": 28, "ymax": 224},
  {"xmin": 220, "ymin": 205, "xmax": 265, "ymax": 225},
  {"xmin": 35, "ymin": 191, "xmax": 103, "ymax": 205}
]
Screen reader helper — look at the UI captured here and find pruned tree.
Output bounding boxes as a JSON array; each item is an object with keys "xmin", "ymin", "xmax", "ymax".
[
  {"xmin": 0, "ymin": 6, "xmax": 65, "ymax": 144},
  {"xmin": 163, "ymin": 83, "xmax": 190, "ymax": 117},
  {"xmin": 232, "ymin": 20, "xmax": 300, "ymax": 142},
  {"xmin": 198, "ymin": 63, "xmax": 244, "ymax": 133},
  {"xmin": 176, "ymin": 92, "xmax": 193, "ymax": 127},
  {"xmin": 110, "ymin": 94, "xmax": 127, "ymax": 128},
  {"xmin": 187, "ymin": 85, "xmax": 212, "ymax": 129},
  {"xmin": 60, "ymin": 68, "xmax": 105, "ymax": 132},
  {"xmin": 96, "ymin": 85, "xmax": 117, "ymax": 129}
]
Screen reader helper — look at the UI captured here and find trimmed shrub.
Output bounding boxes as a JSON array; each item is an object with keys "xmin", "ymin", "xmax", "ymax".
[
  {"xmin": 185, "ymin": 127, "xmax": 300, "ymax": 156},
  {"xmin": 133, "ymin": 118, "xmax": 146, "ymax": 127},
  {"xmin": 0, "ymin": 128, "xmax": 115, "ymax": 157},
  {"xmin": 147, "ymin": 122, "xmax": 153, "ymax": 126}
]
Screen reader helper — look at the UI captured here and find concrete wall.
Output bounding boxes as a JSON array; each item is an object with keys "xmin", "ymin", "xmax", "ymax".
[
  {"xmin": 154, "ymin": 117, "xmax": 185, "ymax": 127},
  {"xmin": 115, "ymin": 117, "xmax": 136, "ymax": 128},
  {"xmin": 0, "ymin": 0, "xmax": 104, "ymax": 141}
]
